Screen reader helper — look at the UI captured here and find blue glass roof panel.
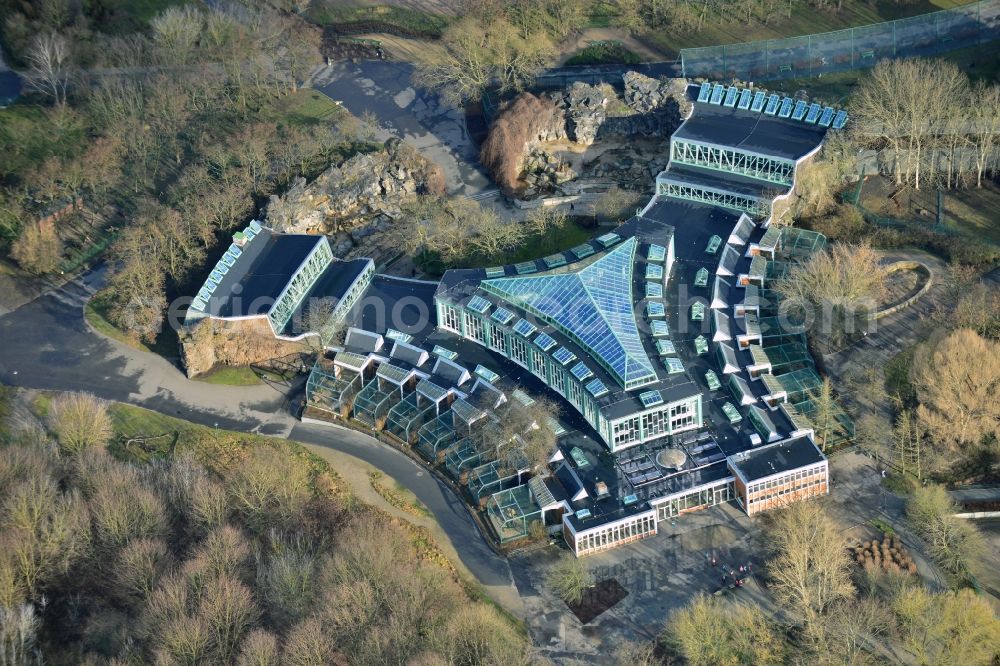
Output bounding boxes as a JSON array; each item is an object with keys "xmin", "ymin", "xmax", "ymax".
[
  {"xmin": 639, "ymin": 390, "xmax": 663, "ymax": 408},
  {"xmin": 570, "ymin": 362, "xmax": 593, "ymax": 381},
  {"xmin": 764, "ymin": 94, "xmax": 780, "ymax": 115},
  {"xmin": 751, "ymin": 90, "xmax": 766, "ymax": 112},
  {"xmin": 481, "ymin": 237, "xmax": 657, "ymax": 388},
  {"xmin": 533, "ymin": 332, "xmax": 557, "ymax": 351},
  {"xmin": 467, "ymin": 295, "xmax": 491, "ymax": 314},
  {"xmin": 491, "ymin": 307, "xmax": 515, "ymax": 325},
  {"xmin": 513, "ymin": 318, "xmax": 537, "ymax": 337},
  {"xmin": 553, "ymin": 347, "xmax": 576, "ymax": 365}
]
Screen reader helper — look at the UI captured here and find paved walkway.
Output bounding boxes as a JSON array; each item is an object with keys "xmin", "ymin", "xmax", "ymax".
[
  {"xmin": 0, "ymin": 267, "xmax": 522, "ymax": 616},
  {"xmin": 822, "ymin": 250, "xmax": 951, "ymax": 414},
  {"xmin": 310, "ymin": 60, "xmax": 491, "ymax": 197}
]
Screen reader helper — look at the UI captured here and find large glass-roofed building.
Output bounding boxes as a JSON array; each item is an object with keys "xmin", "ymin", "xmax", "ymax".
[
  {"xmin": 480, "ymin": 237, "xmax": 658, "ymax": 390},
  {"xmin": 436, "ymin": 212, "xmax": 702, "ymax": 453}
]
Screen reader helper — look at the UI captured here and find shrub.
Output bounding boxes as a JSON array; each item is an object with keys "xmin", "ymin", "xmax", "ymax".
[
  {"xmin": 480, "ymin": 93, "xmax": 563, "ymax": 194},
  {"xmin": 11, "ymin": 219, "xmax": 62, "ymax": 275}
]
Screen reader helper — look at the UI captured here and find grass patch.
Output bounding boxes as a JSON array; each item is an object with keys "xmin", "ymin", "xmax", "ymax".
[
  {"xmin": 565, "ymin": 41, "xmax": 642, "ymax": 66},
  {"xmin": 268, "ymin": 89, "xmax": 347, "ymax": 127},
  {"xmin": 643, "ymin": 0, "xmax": 977, "ymax": 56},
  {"xmin": 776, "ymin": 40, "xmax": 1000, "ymax": 107},
  {"xmin": 0, "ymin": 105, "xmax": 89, "ymax": 184},
  {"xmin": 884, "ymin": 345, "xmax": 917, "ymax": 408},
  {"xmin": 192, "ymin": 366, "xmax": 263, "ymax": 386},
  {"xmin": 307, "ymin": 3, "xmax": 450, "ymax": 38},
  {"xmin": 368, "ymin": 470, "xmax": 431, "ymax": 518},
  {"xmin": 416, "ymin": 217, "xmax": 597, "ymax": 277}
]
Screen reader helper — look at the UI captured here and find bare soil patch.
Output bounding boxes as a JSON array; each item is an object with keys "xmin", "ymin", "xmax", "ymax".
[{"xmin": 567, "ymin": 578, "xmax": 629, "ymax": 624}]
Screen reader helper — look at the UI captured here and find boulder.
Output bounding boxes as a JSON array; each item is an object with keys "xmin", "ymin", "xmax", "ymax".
[
  {"xmin": 565, "ymin": 82, "xmax": 608, "ymax": 146},
  {"xmin": 264, "ymin": 138, "xmax": 442, "ymax": 242}
]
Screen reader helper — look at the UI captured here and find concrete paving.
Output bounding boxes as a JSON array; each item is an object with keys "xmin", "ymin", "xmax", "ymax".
[{"xmin": 310, "ymin": 60, "xmax": 492, "ymax": 197}]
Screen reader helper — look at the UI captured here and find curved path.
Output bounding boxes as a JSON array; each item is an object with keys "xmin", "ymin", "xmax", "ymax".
[{"xmin": 0, "ymin": 266, "xmax": 521, "ymax": 615}]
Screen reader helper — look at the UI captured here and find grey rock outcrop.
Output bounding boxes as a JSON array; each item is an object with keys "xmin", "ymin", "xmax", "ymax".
[
  {"xmin": 623, "ymin": 72, "xmax": 690, "ymax": 117},
  {"xmin": 265, "ymin": 138, "xmax": 439, "ymax": 238},
  {"xmin": 564, "ymin": 82, "xmax": 608, "ymax": 146}
]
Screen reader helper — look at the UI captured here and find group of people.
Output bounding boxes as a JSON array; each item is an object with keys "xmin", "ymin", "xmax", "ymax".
[{"xmin": 710, "ymin": 555, "xmax": 752, "ymax": 589}]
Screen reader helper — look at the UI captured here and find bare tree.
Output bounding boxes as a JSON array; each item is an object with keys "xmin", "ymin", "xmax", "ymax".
[
  {"xmin": 11, "ymin": 219, "xmax": 63, "ymax": 276},
  {"xmin": 907, "ymin": 484, "xmax": 984, "ymax": 578},
  {"xmin": 413, "ymin": 17, "xmax": 553, "ymax": 105},
  {"xmin": 47, "ymin": 393, "xmax": 113, "ymax": 456},
  {"xmin": 892, "ymin": 587, "xmax": 1000, "ymax": 664},
  {"xmin": 151, "ymin": 5, "xmax": 205, "ymax": 66},
  {"xmin": 547, "ymin": 555, "xmax": 590, "ymax": 606},
  {"xmin": 663, "ymin": 594, "xmax": 785, "ymax": 665},
  {"xmin": 525, "ymin": 206, "xmax": 567, "ymax": 237},
  {"xmin": 469, "ymin": 209, "xmax": 525, "ymax": 260},
  {"xmin": 970, "ymin": 82, "xmax": 1000, "ymax": 188},
  {"xmin": 764, "ymin": 500, "xmax": 855, "ymax": 624},
  {"xmin": 912, "ymin": 328, "xmax": 1000, "ymax": 454},
  {"xmin": 24, "ymin": 32, "xmax": 72, "ymax": 106}
]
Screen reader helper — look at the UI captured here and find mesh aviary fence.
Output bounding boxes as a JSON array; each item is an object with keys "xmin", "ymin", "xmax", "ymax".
[{"xmin": 681, "ymin": 0, "xmax": 1000, "ymax": 81}]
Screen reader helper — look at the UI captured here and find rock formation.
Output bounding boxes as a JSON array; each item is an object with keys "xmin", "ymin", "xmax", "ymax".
[{"xmin": 265, "ymin": 138, "xmax": 444, "ymax": 243}]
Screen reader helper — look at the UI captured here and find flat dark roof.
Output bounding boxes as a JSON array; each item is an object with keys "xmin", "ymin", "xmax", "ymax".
[
  {"xmin": 282, "ymin": 258, "xmax": 372, "ymax": 336},
  {"xmin": 673, "ymin": 98, "xmax": 828, "ymax": 162},
  {"xmin": 730, "ymin": 435, "xmax": 825, "ymax": 482},
  {"xmin": 203, "ymin": 231, "xmax": 322, "ymax": 318},
  {"xmin": 659, "ymin": 163, "xmax": 780, "ymax": 200}
]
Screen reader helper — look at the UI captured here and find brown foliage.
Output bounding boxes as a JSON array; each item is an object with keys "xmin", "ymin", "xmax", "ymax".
[
  {"xmin": 480, "ymin": 92, "xmax": 563, "ymax": 194},
  {"xmin": 11, "ymin": 218, "xmax": 63, "ymax": 275},
  {"xmin": 48, "ymin": 392, "xmax": 113, "ymax": 456}
]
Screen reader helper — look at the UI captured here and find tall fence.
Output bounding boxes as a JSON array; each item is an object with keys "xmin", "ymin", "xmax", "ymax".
[{"xmin": 681, "ymin": 0, "xmax": 1000, "ymax": 82}]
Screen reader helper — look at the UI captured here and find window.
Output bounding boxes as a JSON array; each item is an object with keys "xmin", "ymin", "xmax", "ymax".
[
  {"xmin": 531, "ymin": 350, "xmax": 546, "ymax": 379},
  {"xmin": 441, "ymin": 303, "xmax": 461, "ymax": 332},
  {"xmin": 642, "ymin": 409, "xmax": 666, "ymax": 438},
  {"xmin": 510, "ymin": 336, "xmax": 528, "ymax": 367},
  {"xmin": 489, "ymin": 325, "xmax": 507, "ymax": 353},
  {"xmin": 464, "ymin": 313, "xmax": 485, "ymax": 343}
]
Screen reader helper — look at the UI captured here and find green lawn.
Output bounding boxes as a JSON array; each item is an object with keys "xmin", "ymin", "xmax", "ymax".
[
  {"xmin": 565, "ymin": 41, "xmax": 643, "ymax": 66},
  {"xmin": 469, "ymin": 217, "xmax": 596, "ymax": 268},
  {"xmin": 306, "ymin": 3, "xmax": 450, "ymax": 38},
  {"xmin": 772, "ymin": 38, "xmax": 1000, "ymax": 105},
  {"xmin": 192, "ymin": 366, "xmax": 264, "ymax": 386},
  {"xmin": 642, "ymin": 0, "xmax": 978, "ymax": 56},
  {"xmin": 268, "ymin": 89, "xmax": 348, "ymax": 127}
]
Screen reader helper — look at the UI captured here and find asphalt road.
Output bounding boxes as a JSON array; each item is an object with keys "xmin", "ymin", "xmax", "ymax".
[{"xmin": 0, "ymin": 267, "xmax": 517, "ymax": 605}]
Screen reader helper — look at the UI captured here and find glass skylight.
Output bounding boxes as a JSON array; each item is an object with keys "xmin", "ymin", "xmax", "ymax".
[
  {"xmin": 646, "ymin": 264, "xmax": 663, "ymax": 280},
  {"xmin": 474, "ymin": 365, "xmax": 500, "ymax": 383},
  {"xmin": 570, "ymin": 362, "xmax": 593, "ymax": 381},
  {"xmin": 664, "ymin": 357, "xmax": 684, "ymax": 374},
  {"xmin": 647, "ymin": 302, "xmax": 665, "ymax": 318},
  {"xmin": 647, "ymin": 244, "xmax": 666, "ymax": 262},
  {"xmin": 513, "ymin": 318, "xmax": 537, "ymax": 337},
  {"xmin": 651, "ymin": 320, "xmax": 669, "ymax": 337},
  {"xmin": 533, "ymin": 332, "xmax": 557, "ymax": 351},
  {"xmin": 553, "ymin": 347, "xmax": 576, "ymax": 365},
  {"xmin": 482, "ymin": 237, "xmax": 658, "ymax": 389},
  {"xmin": 646, "ymin": 283, "xmax": 663, "ymax": 299},
  {"xmin": 586, "ymin": 378, "xmax": 609, "ymax": 397},
  {"xmin": 467, "ymin": 295, "xmax": 491, "ymax": 314},
  {"xmin": 639, "ymin": 390, "xmax": 663, "ymax": 408},
  {"xmin": 432, "ymin": 345, "xmax": 458, "ymax": 360},
  {"xmin": 491, "ymin": 307, "xmax": 515, "ymax": 325}
]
